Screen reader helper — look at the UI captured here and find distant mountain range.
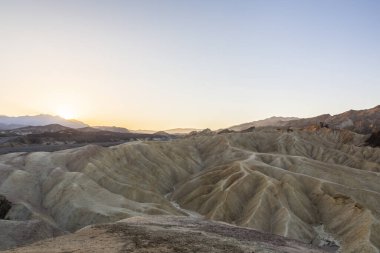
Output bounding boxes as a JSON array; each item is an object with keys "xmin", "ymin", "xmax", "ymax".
[
  {"xmin": 131, "ymin": 128, "xmax": 201, "ymax": 135},
  {"xmin": 2, "ymin": 105, "xmax": 379, "ymax": 134},
  {"xmin": 164, "ymin": 128, "xmax": 202, "ymax": 134},
  {"xmin": 93, "ymin": 126, "xmax": 130, "ymax": 133},
  {"xmin": 229, "ymin": 105, "xmax": 380, "ymax": 134},
  {"xmin": 0, "ymin": 124, "xmax": 174, "ymax": 154},
  {"xmin": 0, "ymin": 115, "xmax": 88, "ymax": 129},
  {"xmin": 4, "ymin": 124, "xmax": 71, "ymax": 135},
  {"xmin": 0, "ymin": 114, "xmax": 199, "ymax": 134}
]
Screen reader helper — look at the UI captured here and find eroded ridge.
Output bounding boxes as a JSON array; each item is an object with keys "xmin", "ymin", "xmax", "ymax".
[{"xmin": 0, "ymin": 129, "xmax": 379, "ymax": 252}]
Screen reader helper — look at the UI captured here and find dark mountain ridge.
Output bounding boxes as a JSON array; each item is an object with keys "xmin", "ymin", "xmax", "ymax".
[{"xmin": 230, "ymin": 105, "xmax": 380, "ymax": 134}]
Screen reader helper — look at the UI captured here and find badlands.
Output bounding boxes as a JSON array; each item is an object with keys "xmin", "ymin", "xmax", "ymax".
[{"xmin": 0, "ymin": 128, "xmax": 379, "ymax": 252}]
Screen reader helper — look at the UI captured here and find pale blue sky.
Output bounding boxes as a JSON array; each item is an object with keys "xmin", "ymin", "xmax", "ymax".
[{"xmin": 1, "ymin": 0, "xmax": 379, "ymax": 129}]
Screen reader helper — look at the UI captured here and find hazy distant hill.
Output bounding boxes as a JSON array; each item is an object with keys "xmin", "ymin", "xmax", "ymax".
[
  {"xmin": 132, "ymin": 128, "xmax": 201, "ymax": 135},
  {"xmin": 0, "ymin": 114, "xmax": 88, "ymax": 129},
  {"xmin": 0, "ymin": 124, "xmax": 174, "ymax": 154},
  {"xmin": 165, "ymin": 128, "xmax": 202, "ymax": 134},
  {"xmin": 3, "ymin": 124, "xmax": 70, "ymax": 135},
  {"xmin": 153, "ymin": 131, "xmax": 171, "ymax": 136},
  {"xmin": 93, "ymin": 126, "xmax": 129, "ymax": 133},
  {"xmin": 229, "ymin": 116, "xmax": 299, "ymax": 131},
  {"xmin": 129, "ymin": 129, "xmax": 156, "ymax": 134},
  {"xmin": 0, "ymin": 123, "xmax": 25, "ymax": 130}
]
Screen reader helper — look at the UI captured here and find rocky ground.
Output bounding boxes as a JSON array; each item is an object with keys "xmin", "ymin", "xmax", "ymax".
[
  {"xmin": 0, "ymin": 128, "xmax": 379, "ymax": 252},
  {"xmin": 2, "ymin": 216, "xmax": 328, "ymax": 253}
]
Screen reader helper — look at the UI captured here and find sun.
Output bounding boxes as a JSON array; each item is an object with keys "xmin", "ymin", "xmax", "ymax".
[{"xmin": 56, "ymin": 106, "xmax": 77, "ymax": 120}]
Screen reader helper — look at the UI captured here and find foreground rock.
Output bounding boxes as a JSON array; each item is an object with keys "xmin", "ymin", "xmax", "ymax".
[
  {"xmin": 0, "ymin": 219, "xmax": 63, "ymax": 250},
  {"xmin": 0, "ymin": 195, "xmax": 64, "ymax": 250},
  {"xmin": 3, "ymin": 215, "xmax": 327, "ymax": 253}
]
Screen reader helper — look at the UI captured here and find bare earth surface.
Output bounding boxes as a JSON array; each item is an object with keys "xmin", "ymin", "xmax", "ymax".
[
  {"xmin": 0, "ymin": 128, "xmax": 379, "ymax": 252},
  {"xmin": 3, "ymin": 216, "xmax": 327, "ymax": 253}
]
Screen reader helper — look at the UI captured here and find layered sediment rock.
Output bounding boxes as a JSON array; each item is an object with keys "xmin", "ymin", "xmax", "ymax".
[
  {"xmin": 0, "ymin": 129, "xmax": 379, "ymax": 252},
  {"xmin": 3, "ymin": 216, "xmax": 327, "ymax": 253}
]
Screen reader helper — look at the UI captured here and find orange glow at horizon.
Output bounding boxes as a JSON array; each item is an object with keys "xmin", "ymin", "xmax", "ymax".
[{"xmin": 1, "ymin": 1, "xmax": 379, "ymax": 131}]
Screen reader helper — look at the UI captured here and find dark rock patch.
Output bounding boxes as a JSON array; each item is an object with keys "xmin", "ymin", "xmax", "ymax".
[
  {"xmin": 240, "ymin": 126, "xmax": 256, "ymax": 133},
  {"xmin": 366, "ymin": 131, "xmax": 380, "ymax": 147},
  {"xmin": 217, "ymin": 129, "xmax": 235, "ymax": 134},
  {"xmin": 0, "ymin": 195, "xmax": 12, "ymax": 219}
]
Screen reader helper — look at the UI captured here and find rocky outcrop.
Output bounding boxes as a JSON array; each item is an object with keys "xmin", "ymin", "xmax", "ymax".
[
  {"xmin": 3, "ymin": 216, "xmax": 327, "ymax": 253},
  {"xmin": 187, "ymin": 128, "xmax": 215, "ymax": 137},
  {"xmin": 0, "ymin": 196, "xmax": 63, "ymax": 250},
  {"xmin": 229, "ymin": 105, "xmax": 380, "ymax": 134},
  {"xmin": 240, "ymin": 126, "xmax": 256, "ymax": 132},
  {"xmin": 282, "ymin": 105, "xmax": 380, "ymax": 134},
  {"xmin": 0, "ymin": 219, "xmax": 64, "ymax": 250},
  {"xmin": 217, "ymin": 129, "xmax": 235, "ymax": 134}
]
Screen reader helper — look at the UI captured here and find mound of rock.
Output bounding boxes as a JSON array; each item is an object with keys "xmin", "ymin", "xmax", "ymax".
[
  {"xmin": 0, "ymin": 195, "xmax": 63, "ymax": 250},
  {"xmin": 3, "ymin": 215, "xmax": 327, "ymax": 253},
  {"xmin": 217, "ymin": 129, "xmax": 235, "ymax": 134},
  {"xmin": 187, "ymin": 128, "xmax": 215, "ymax": 137},
  {"xmin": 240, "ymin": 126, "xmax": 256, "ymax": 133}
]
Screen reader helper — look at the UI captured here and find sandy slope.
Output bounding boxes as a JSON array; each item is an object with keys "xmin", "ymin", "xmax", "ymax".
[{"xmin": 0, "ymin": 128, "xmax": 379, "ymax": 252}]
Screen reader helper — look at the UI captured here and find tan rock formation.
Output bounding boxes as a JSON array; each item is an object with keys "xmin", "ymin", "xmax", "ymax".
[
  {"xmin": 3, "ymin": 216, "xmax": 327, "ymax": 253},
  {"xmin": 0, "ymin": 128, "xmax": 379, "ymax": 252}
]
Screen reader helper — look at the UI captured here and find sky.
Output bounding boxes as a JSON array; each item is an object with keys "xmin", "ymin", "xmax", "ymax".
[{"xmin": 1, "ymin": 0, "xmax": 379, "ymax": 130}]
